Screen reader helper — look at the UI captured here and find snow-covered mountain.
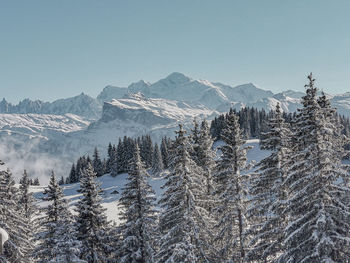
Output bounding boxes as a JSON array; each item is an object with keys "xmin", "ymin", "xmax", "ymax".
[
  {"xmin": 96, "ymin": 73, "xmax": 276, "ymax": 111},
  {"xmin": 1, "ymin": 72, "xmax": 350, "ymax": 181},
  {"xmin": 96, "ymin": 72, "xmax": 350, "ymax": 116},
  {"xmin": 0, "ymin": 93, "xmax": 102, "ymax": 119},
  {"xmin": 3, "ymin": 72, "xmax": 349, "ymax": 120}
]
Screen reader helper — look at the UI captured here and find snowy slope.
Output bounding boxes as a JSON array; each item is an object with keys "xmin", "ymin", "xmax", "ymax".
[
  {"xmin": 32, "ymin": 140, "xmax": 269, "ymax": 224},
  {"xmin": 0, "ymin": 113, "xmax": 90, "ymax": 137}
]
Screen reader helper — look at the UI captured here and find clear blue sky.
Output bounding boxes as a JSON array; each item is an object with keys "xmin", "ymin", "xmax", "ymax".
[{"xmin": 1, "ymin": 0, "xmax": 350, "ymax": 103}]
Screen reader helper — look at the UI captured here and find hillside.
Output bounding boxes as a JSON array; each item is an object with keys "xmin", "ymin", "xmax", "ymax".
[{"xmin": 32, "ymin": 139, "xmax": 268, "ymax": 223}]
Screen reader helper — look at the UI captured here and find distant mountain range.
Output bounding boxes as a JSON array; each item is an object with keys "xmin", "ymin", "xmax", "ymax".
[
  {"xmin": 2, "ymin": 72, "xmax": 349, "ymax": 119},
  {"xmin": 0, "ymin": 72, "xmax": 349, "ymax": 180}
]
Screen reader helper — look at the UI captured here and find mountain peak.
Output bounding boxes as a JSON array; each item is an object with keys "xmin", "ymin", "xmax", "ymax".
[{"xmin": 164, "ymin": 72, "xmax": 191, "ymax": 83}]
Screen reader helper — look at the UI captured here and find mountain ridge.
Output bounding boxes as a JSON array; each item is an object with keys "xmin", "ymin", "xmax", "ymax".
[{"xmin": 2, "ymin": 72, "xmax": 349, "ymax": 118}]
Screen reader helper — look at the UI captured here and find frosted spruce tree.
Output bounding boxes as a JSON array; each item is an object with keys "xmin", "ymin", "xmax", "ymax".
[
  {"xmin": 118, "ymin": 143, "xmax": 157, "ymax": 263},
  {"xmin": 281, "ymin": 73, "xmax": 350, "ymax": 262},
  {"xmin": 189, "ymin": 118, "xmax": 201, "ymax": 164},
  {"xmin": 214, "ymin": 111, "xmax": 251, "ymax": 263},
  {"xmin": 34, "ymin": 171, "xmax": 82, "ymax": 263},
  {"xmin": 151, "ymin": 143, "xmax": 164, "ymax": 176},
  {"xmin": 48, "ymin": 209, "xmax": 86, "ymax": 263},
  {"xmin": 75, "ymin": 163, "xmax": 112, "ymax": 263},
  {"xmin": 197, "ymin": 119, "xmax": 216, "ymax": 207},
  {"xmin": 92, "ymin": 147, "xmax": 104, "ymax": 177},
  {"xmin": 246, "ymin": 103, "xmax": 291, "ymax": 262},
  {"xmin": 160, "ymin": 137, "xmax": 169, "ymax": 169},
  {"xmin": 18, "ymin": 170, "xmax": 38, "ymax": 262},
  {"xmin": 0, "ymin": 165, "xmax": 31, "ymax": 263},
  {"xmin": 157, "ymin": 124, "xmax": 212, "ymax": 263}
]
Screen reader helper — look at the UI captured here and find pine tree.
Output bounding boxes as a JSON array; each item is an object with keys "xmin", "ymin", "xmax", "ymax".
[
  {"xmin": 246, "ymin": 103, "xmax": 291, "ymax": 262},
  {"xmin": 93, "ymin": 147, "xmax": 104, "ymax": 177},
  {"xmin": 58, "ymin": 176, "xmax": 65, "ymax": 185},
  {"xmin": 118, "ymin": 143, "xmax": 157, "ymax": 263},
  {"xmin": 75, "ymin": 163, "xmax": 111, "ymax": 263},
  {"xmin": 140, "ymin": 135, "xmax": 153, "ymax": 168},
  {"xmin": 68, "ymin": 164, "xmax": 77, "ymax": 184},
  {"xmin": 281, "ymin": 73, "xmax": 350, "ymax": 262},
  {"xmin": 160, "ymin": 137, "xmax": 169, "ymax": 169},
  {"xmin": 18, "ymin": 170, "xmax": 38, "ymax": 262},
  {"xmin": 49, "ymin": 209, "xmax": 86, "ymax": 263},
  {"xmin": 157, "ymin": 124, "xmax": 212, "ymax": 263},
  {"xmin": 110, "ymin": 145, "xmax": 119, "ymax": 177},
  {"xmin": 213, "ymin": 111, "xmax": 250, "ymax": 262},
  {"xmin": 190, "ymin": 118, "xmax": 201, "ymax": 164},
  {"xmin": 19, "ymin": 170, "xmax": 37, "ymax": 221},
  {"xmin": 151, "ymin": 143, "xmax": 164, "ymax": 176},
  {"xmin": 33, "ymin": 178, "xmax": 40, "ymax": 186},
  {"xmin": 34, "ymin": 171, "xmax": 78, "ymax": 263},
  {"xmin": 117, "ymin": 138, "xmax": 126, "ymax": 173},
  {"xmin": 0, "ymin": 166, "xmax": 31, "ymax": 263},
  {"xmin": 197, "ymin": 119, "xmax": 216, "ymax": 206},
  {"xmin": 106, "ymin": 143, "xmax": 114, "ymax": 173}
]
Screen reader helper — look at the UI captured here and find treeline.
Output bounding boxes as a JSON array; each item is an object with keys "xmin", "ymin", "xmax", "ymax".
[
  {"xmin": 211, "ymin": 105, "xmax": 350, "ymax": 140},
  {"xmin": 211, "ymin": 105, "xmax": 350, "ymax": 156},
  {"xmin": 65, "ymin": 134, "xmax": 172, "ymax": 184},
  {"xmin": 19, "ymin": 170, "xmax": 40, "ymax": 186}
]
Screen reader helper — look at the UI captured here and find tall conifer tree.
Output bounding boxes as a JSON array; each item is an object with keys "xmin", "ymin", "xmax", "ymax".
[{"xmin": 118, "ymin": 143, "xmax": 157, "ymax": 263}]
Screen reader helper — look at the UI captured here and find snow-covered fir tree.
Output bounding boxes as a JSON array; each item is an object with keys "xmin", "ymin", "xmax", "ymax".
[
  {"xmin": 18, "ymin": 170, "xmax": 38, "ymax": 262},
  {"xmin": 140, "ymin": 135, "xmax": 153, "ymax": 168},
  {"xmin": 19, "ymin": 170, "xmax": 37, "ymax": 224},
  {"xmin": 75, "ymin": 163, "xmax": 112, "ymax": 263},
  {"xmin": 151, "ymin": 143, "xmax": 164, "ymax": 176},
  {"xmin": 106, "ymin": 143, "xmax": 114, "ymax": 174},
  {"xmin": 67, "ymin": 164, "xmax": 76, "ymax": 184},
  {"xmin": 0, "ymin": 165, "xmax": 31, "ymax": 263},
  {"xmin": 42, "ymin": 173, "xmax": 85, "ymax": 263},
  {"xmin": 93, "ymin": 147, "xmax": 104, "ymax": 177},
  {"xmin": 109, "ymin": 145, "xmax": 119, "ymax": 177},
  {"xmin": 34, "ymin": 171, "xmax": 82, "ymax": 262},
  {"xmin": 213, "ymin": 111, "xmax": 251, "ymax": 263},
  {"xmin": 48, "ymin": 209, "xmax": 86, "ymax": 263},
  {"xmin": 118, "ymin": 143, "xmax": 157, "ymax": 263},
  {"xmin": 189, "ymin": 118, "xmax": 201, "ymax": 164},
  {"xmin": 33, "ymin": 177, "xmax": 40, "ymax": 186},
  {"xmin": 117, "ymin": 138, "xmax": 127, "ymax": 173},
  {"xmin": 281, "ymin": 73, "xmax": 350, "ymax": 262},
  {"xmin": 246, "ymin": 103, "xmax": 291, "ymax": 262},
  {"xmin": 160, "ymin": 137, "xmax": 170, "ymax": 169},
  {"xmin": 157, "ymin": 124, "xmax": 212, "ymax": 263},
  {"xmin": 197, "ymin": 119, "xmax": 216, "ymax": 208}
]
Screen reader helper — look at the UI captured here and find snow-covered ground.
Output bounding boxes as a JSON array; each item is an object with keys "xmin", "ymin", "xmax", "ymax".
[{"xmin": 32, "ymin": 139, "xmax": 270, "ymax": 224}]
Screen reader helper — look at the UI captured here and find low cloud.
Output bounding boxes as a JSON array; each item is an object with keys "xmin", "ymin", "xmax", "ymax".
[{"xmin": 0, "ymin": 135, "xmax": 72, "ymax": 185}]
